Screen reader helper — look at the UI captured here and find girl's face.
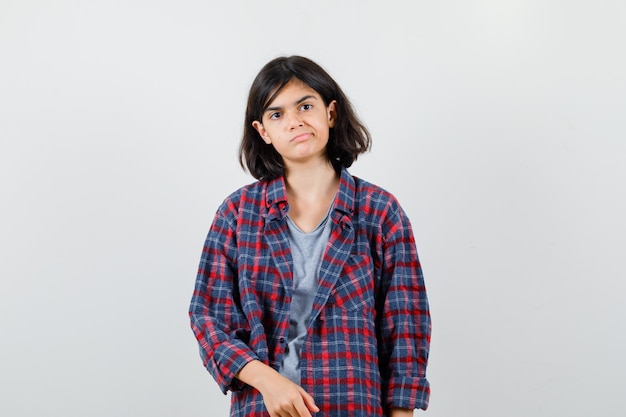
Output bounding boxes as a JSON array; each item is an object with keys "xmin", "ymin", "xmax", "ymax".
[{"xmin": 252, "ymin": 79, "xmax": 336, "ymax": 170}]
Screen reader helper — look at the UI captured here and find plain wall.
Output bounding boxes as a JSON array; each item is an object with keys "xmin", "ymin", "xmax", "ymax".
[{"xmin": 1, "ymin": 1, "xmax": 625, "ymax": 416}]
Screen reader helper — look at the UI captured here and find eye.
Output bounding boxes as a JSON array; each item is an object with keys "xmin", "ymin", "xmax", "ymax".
[
  {"xmin": 269, "ymin": 112, "xmax": 281, "ymax": 120},
  {"xmin": 300, "ymin": 103, "xmax": 313, "ymax": 111}
]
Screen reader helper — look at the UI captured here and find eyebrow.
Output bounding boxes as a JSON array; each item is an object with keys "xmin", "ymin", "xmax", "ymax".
[{"xmin": 265, "ymin": 95, "xmax": 317, "ymax": 113}]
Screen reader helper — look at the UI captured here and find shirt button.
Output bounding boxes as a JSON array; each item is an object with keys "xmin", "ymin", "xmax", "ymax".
[{"xmin": 279, "ymin": 337, "xmax": 285, "ymax": 344}]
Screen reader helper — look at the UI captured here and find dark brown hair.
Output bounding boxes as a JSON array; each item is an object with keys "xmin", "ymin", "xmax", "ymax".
[{"xmin": 239, "ymin": 56, "xmax": 371, "ymax": 180}]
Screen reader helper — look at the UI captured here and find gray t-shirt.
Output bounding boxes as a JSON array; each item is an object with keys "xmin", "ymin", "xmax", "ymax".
[{"xmin": 279, "ymin": 208, "xmax": 333, "ymax": 385}]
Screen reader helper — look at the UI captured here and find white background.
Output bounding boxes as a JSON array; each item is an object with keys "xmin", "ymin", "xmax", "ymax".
[{"xmin": 1, "ymin": 1, "xmax": 625, "ymax": 416}]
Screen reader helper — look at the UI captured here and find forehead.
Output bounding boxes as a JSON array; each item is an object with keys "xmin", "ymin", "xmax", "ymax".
[{"xmin": 265, "ymin": 79, "xmax": 321, "ymax": 108}]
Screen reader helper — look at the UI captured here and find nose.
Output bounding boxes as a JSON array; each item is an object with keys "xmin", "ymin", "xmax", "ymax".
[{"xmin": 285, "ymin": 110, "xmax": 303, "ymax": 130}]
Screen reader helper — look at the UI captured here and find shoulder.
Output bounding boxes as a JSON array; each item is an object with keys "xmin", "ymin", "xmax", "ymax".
[
  {"xmin": 352, "ymin": 175, "xmax": 403, "ymax": 217},
  {"xmin": 349, "ymin": 174, "xmax": 414, "ymax": 242},
  {"xmin": 216, "ymin": 179, "xmax": 270, "ymax": 219}
]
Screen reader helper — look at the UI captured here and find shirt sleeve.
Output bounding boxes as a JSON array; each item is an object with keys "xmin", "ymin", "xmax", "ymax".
[
  {"xmin": 377, "ymin": 204, "xmax": 431, "ymax": 410},
  {"xmin": 189, "ymin": 205, "xmax": 259, "ymax": 394}
]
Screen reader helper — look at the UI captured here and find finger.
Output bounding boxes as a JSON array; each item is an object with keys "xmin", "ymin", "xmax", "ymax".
[
  {"xmin": 285, "ymin": 406, "xmax": 300, "ymax": 417},
  {"xmin": 268, "ymin": 399, "xmax": 298, "ymax": 417},
  {"xmin": 272, "ymin": 411, "xmax": 293, "ymax": 417},
  {"xmin": 298, "ymin": 387, "xmax": 319, "ymax": 413},
  {"xmin": 293, "ymin": 400, "xmax": 313, "ymax": 417}
]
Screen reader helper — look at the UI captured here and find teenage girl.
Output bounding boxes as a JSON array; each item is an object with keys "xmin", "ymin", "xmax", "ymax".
[{"xmin": 190, "ymin": 56, "xmax": 431, "ymax": 417}]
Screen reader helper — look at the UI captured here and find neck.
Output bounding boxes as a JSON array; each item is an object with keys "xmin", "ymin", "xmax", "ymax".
[{"xmin": 284, "ymin": 159, "xmax": 339, "ymax": 200}]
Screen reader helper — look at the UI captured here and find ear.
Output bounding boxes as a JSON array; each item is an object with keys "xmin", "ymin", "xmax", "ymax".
[
  {"xmin": 327, "ymin": 100, "xmax": 337, "ymax": 128},
  {"xmin": 252, "ymin": 120, "xmax": 272, "ymax": 144}
]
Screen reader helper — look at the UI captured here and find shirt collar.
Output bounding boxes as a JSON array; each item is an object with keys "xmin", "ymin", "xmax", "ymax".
[{"xmin": 334, "ymin": 168, "xmax": 355, "ymax": 216}]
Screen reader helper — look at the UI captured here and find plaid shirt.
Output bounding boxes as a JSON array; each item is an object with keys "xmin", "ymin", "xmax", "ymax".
[{"xmin": 190, "ymin": 168, "xmax": 431, "ymax": 416}]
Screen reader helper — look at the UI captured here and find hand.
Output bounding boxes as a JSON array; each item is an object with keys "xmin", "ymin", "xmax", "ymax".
[
  {"xmin": 257, "ymin": 372, "xmax": 319, "ymax": 417},
  {"xmin": 237, "ymin": 360, "xmax": 319, "ymax": 417}
]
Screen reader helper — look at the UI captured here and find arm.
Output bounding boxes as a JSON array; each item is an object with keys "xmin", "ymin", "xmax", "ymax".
[
  {"xmin": 190, "ymin": 203, "xmax": 319, "ymax": 417},
  {"xmin": 378, "ymin": 204, "xmax": 431, "ymax": 411},
  {"xmin": 189, "ymin": 207, "xmax": 258, "ymax": 393}
]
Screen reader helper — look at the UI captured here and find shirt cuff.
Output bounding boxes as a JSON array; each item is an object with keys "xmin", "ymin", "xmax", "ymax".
[
  {"xmin": 211, "ymin": 339, "xmax": 260, "ymax": 394},
  {"xmin": 386, "ymin": 376, "xmax": 430, "ymax": 410}
]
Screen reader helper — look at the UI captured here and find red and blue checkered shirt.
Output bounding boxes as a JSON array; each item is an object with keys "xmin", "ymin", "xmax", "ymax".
[{"xmin": 190, "ymin": 168, "xmax": 431, "ymax": 416}]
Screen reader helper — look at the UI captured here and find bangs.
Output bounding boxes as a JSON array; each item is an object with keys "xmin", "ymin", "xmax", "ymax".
[{"xmin": 260, "ymin": 79, "xmax": 291, "ymax": 117}]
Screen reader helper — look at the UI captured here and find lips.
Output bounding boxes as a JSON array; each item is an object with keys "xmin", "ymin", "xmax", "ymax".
[{"xmin": 290, "ymin": 132, "xmax": 312, "ymax": 142}]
